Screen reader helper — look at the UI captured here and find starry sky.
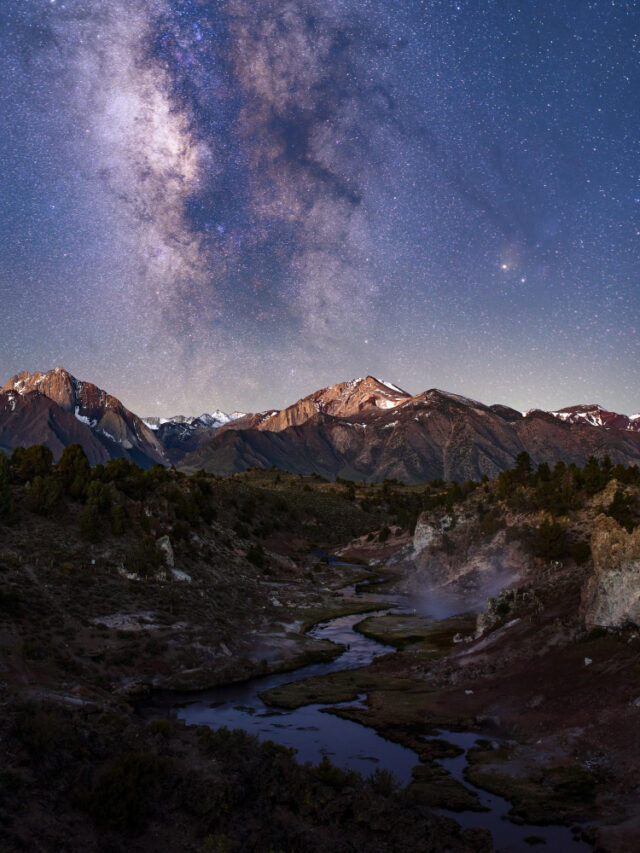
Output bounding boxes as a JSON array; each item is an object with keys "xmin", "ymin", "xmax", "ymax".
[{"xmin": 0, "ymin": 0, "xmax": 638, "ymax": 416}]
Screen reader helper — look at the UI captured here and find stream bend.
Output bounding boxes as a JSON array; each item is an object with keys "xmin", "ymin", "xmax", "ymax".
[{"xmin": 154, "ymin": 582, "xmax": 593, "ymax": 852}]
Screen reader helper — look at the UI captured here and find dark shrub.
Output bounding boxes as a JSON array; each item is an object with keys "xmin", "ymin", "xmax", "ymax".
[
  {"xmin": 57, "ymin": 444, "xmax": 90, "ymax": 499},
  {"xmin": 606, "ymin": 489, "xmax": 635, "ymax": 532},
  {"xmin": 247, "ymin": 543, "xmax": 265, "ymax": 567},
  {"xmin": 378, "ymin": 525, "xmax": 391, "ymax": 543},
  {"xmin": 313, "ymin": 755, "xmax": 358, "ymax": 791},
  {"xmin": 582, "ymin": 456, "xmax": 607, "ymax": 496},
  {"xmin": 27, "ymin": 475, "xmax": 62, "ymax": 516},
  {"xmin": 110, "ymin": 504, "xmax": 127, "ymax": 534},
  {"xmin": 0, "ymin": 454, "xmax": 15, "ymax": 523},
  {"xmin": 527, "ymin": 519, "xmax": 568, "ymax": 560},
  {"xmin": 84, "ymin": 752, "xmax": 168, "ymax": 831},
  {"xmin": 80, "ymin": 503, "xmax": 101, "ymax": 541},
  {"xmin": 571, "ymin": 541, "xmax": 591, "ymax": 565},
  {"xmin": 368, "ymin": 767, "xmax": 399, "ymax": 796},
  {"xmin": 480, "ymin": 509, "xmax": 505, "ymax": 537},
  {"xmin": 172, "ymin": 519, "xmax": 191, "ymax": 541},
  {"xmin": 11, "ymin": 445, "xmax": 53, "ymax": 483},
  {"xmin": 124, "ymin": 536, "xmax": 164, "ymax": 578},
  {"xmin": 85, "ymin": 480, "xmax": 111, "ymax": 513}
]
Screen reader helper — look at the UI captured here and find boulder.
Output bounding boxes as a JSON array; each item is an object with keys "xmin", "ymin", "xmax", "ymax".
[
  {"xmin": 582, "ymin": 515, "xmax": 640, "ymax": 629},
  {"xmin": 171, "ymin": 569, "xmax": 191, "ymax": 583},
  {"xmin": 412, "ymin": 511, "xmax": 453, "ymax": 555},
  {"xmin": 156, "ymin": 535, "xmax": 175, "ymax": 568}
]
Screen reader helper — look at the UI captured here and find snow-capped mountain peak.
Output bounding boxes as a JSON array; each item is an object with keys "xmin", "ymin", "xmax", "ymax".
[
  {"xmin": 545, "ymin": 404, "xmax": 640, "ymax": 432},
  {"xmin": 142, "ymin": 410, "xmax": 245, "ymax": 431}
]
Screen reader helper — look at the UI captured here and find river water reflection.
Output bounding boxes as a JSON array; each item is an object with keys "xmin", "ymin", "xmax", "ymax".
[
  {"xmin": 175, "ymin": 609, "xmax": 420, "ymax": 783},
  {"xmin": 155, "ymin": 580, "xmax": 592, "ymax": 851}
]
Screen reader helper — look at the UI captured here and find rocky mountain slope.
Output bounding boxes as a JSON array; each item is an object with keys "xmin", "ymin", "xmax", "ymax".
[
  {"xmin": 3, "ymin": 368, "xmax": 640, "ymax": 481},
  {"xmin": 548, "ymin": 404, "xmax": 640, "ymax": 432},
  {"xmin": 2, "ymin": 368, "xmax": 165, "ymax": 467},
  {"xmin": 181, "ymin": 381, "xmax": 640, "ymax": 482},
  {"xmin": 256, "ymin": 376, "xmax": 411, "ymax": 432},
  {"xmin": 0, "ymin": 389, "xmax": 112, "ymax": 464}
]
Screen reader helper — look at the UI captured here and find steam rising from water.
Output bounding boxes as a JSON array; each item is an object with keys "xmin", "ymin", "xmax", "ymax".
[{"xmin": 402, "ymin": 561, "xmax": 519, "ymax": 620}]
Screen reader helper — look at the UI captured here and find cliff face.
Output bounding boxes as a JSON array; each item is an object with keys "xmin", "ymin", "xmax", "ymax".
[
  {"xmin": 403, "ymin": 508, "xmax": 530, "ymax": 616},
  {"xmin": 582, "ymin": 515, "xmax": 640, "ymax": 629}
]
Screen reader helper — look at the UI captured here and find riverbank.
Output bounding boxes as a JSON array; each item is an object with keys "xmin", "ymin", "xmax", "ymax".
[
  {"xmin": 3, "ymin": 459, "xmax": 640, "ymax": 851},
  {"xmin": 165, "ymin": 573, "xmax": 593, "ymax": 852},
  {"xmin": 0, "ymin": 554, "xmax": 491, "ymax": 853}
]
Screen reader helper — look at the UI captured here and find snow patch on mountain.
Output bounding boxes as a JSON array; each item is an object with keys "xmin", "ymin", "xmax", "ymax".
[
  {"xmin": 549, "ymin": 410, "xmax": 605, "ymax": 426},
  {"xmin": 380, "ymin": 379, "xmax": 407, "ymax": 395},
  {"xmin": 74, "ymin": 406, "xmax": 97, "ymax": 429},
  {"xmin": 545, "ymin": 405, "xmax": 640, "ymax": 432}
]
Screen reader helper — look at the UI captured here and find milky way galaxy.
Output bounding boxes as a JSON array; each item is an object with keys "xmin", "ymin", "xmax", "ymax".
[{"xmin": 1, "ymin": 1, "xmax": 638, "ymax": 415}]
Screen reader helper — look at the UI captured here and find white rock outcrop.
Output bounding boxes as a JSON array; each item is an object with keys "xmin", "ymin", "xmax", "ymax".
[
  {"xmin": 412, "ymin": 512, "xmax": 453, "ymax": 555},
  {"xmin": 156, "ymin": 535, "xmax": 175, "ymax": 568},
  {"xmin": 582, "ymin": 515, "xmax": 640, "ymax": 629}
]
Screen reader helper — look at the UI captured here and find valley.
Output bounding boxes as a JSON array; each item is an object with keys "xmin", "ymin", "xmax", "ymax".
[
  {"xmin": 4, "ymin": 0, "xmax": 637, "ymax": 847},
  {"xmin": 1, "ymin": 445, "xmax": 640, "ymax": 850}
]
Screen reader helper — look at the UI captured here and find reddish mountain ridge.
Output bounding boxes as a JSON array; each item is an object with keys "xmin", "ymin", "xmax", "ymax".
[
  {"xmin": 181, "ymin": 381, "xmax": 640, "ymax": 483},
  {"xmin": 548, "ymin": 404, "xmax": 640, "ymax": 433},
  {"xmin": 215, "ymin": 377, "xmax": 411, "ymax": 435},
  {"xmin": 2, "ymin": 368, "xmax": 640, "ymax": 481},
  {"xmin": 0, "ymin": 390, "xmax": 112, "ymax": 465},
  {"xmin": 1, "ymin": 368, "xmax": 165, "ymax": 467},
  {"xmin": 257, "ymin": 376, "xmax": 411, "ymax": 431}
]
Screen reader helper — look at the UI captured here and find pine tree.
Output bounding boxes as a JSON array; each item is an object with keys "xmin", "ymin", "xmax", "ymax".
[
  {"xmin": 11, "ymin": 444, "xmax": 53, "ymax": 483},
  {"xmin": 80, "ymin": 503, "xmax": 101, "ymax": 541},
  {"xmin": 582, "ymin": 456, "xmax": 605, "ymax": 495},
  {"xmin": 27, "ymin": 475, "xmax": 62, "ymax": 516},
  {"xmin": 57, "ymin": 444, "xmax": 91, "ymax": 499},
  {"xmin": 514, "ymin": 451, "xmax": 533, "ymax": 484},
  {"xmin": 607, "ymin": 489, "xmax": 635, "ymax": 532}
]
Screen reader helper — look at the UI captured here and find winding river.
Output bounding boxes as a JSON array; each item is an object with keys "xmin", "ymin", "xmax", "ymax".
[{"xmin": 150, "ymin": 579, "xmax": 592, "ymax": 852}]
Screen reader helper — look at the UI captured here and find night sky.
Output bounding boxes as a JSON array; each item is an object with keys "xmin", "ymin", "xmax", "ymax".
[{"xmin": 1, "ymin": 1, "xmax": 638, "ymax": 416}]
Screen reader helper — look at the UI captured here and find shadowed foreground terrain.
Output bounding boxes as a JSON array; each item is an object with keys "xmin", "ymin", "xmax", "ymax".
[
  {"xmin": 0, "ymin": 447, "xmax": 488, "ymax": 852},
  {"xmin": 1, "ymin": 445, "xmax": 640, "ymax": 850}
]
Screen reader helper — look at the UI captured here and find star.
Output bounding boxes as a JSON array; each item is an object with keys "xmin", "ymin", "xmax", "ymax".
[{"xmin": 0, "ymin": 0, "xmax": 636, "ymax": 416}]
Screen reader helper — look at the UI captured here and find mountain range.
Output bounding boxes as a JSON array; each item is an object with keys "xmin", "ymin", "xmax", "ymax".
[
  {"xmin": 2, "ymin": 368, "xmax": 639, "ymax": 482},
  {"xmin": 141, "ymin": 410, "xmax": 246, "ymax": 464}
]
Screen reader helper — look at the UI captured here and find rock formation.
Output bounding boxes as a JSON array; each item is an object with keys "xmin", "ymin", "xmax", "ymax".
[{"xmin": 582, "ymin": 515, "xmax": 640, "ymax": 629}]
